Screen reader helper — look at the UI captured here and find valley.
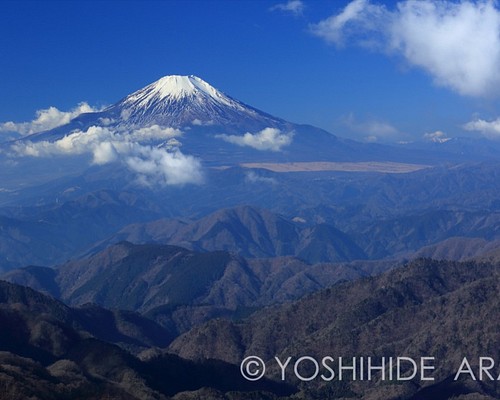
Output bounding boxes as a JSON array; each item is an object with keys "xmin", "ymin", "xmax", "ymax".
[
  {"xmin": 0, "ymin": 74, "xmax": 499, "ymax": 399},
  {"xmin": 239, "ymin": 161, "xmax": 430, "ymax": 173}
]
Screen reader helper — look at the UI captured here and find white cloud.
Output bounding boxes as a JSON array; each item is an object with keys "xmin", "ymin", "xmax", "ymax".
[
  {"xmin": 128, "ymin": 125, "xmax": 182, "ymax": 141},
  {"xmin": 245, "ymin": 171, "xmax": 277, "ymax": 185},
  {"xmin": 311, "ymin": 0, "xmax": 500, "ymax": 97},
  {"xmin": 98, "ymin": 117, "xmax": 114, "ymax": 126},
  {"xmin": 216, "ymin": 127, "xmax": 294, "ymax": 151},
  {"xmin": 0, "ymin": 102, "xmax": 100, "ymax": 136},
  {"xmin": 160, "ymin": 138, "xmax": 183, "ymax": 149},
  {"xmin": 341, "ymin": 113, "xmax": 401, "ymax": 142},
  {"xmin": 311, "ymin": 0, "xmax": 389, "ymax": 48},
  {"xmin": 463, "ymin": 117, "xmax": 500, "ymax": 138},
  {"xmin": 120, "ymin": 108, "xmax": 132, "ymax": 121},
  {"xmin": 270, "ymin": 0, "xmax": 305, "ymax": 16},
  {"xmin": 126, "ymin": 147, "xmax": 203, "ymax": 186},
  {"xmin": 423, "ymin": 130, "xmax": 451, "ymax": 143},
  {"xmin": 92, "ymin": 141, "xmax": 119, "ymax": 165},
  {"xmin": 364, "ymin": 120, "xmax": 398, "ymax": 137},
  {"xmin": 11, "ymin": 125, "xmax": 203, "ymax": 186},
  {"xmin": 191, "ymin": 119, "xmax": 214, "ymax": 126}
]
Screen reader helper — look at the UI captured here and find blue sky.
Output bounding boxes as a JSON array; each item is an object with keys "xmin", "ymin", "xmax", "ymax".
[{"xmin": 2, "ymin": 0, "xmax": 500, "ymax": 143}]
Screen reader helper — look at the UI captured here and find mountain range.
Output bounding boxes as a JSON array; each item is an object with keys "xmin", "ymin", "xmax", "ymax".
[
  {"xmin": 2, "ymin": 240, "xmax": 394, "ymax": 336},
  {"xmin": 14, "ymin": 74, "xmax": 499, "ymax": 163},
  {"xmin": 3, "ymin": 74, "xmax": 497, "ymax": 191},
  {"xmin": 0, "ymin": 280, "xmax": 293, "ymax": 399},
  {"xmin": 85, "ymin": 205, "xmax": 367, "ymax": 262},
  {"xmin": 169, "ymin": 258, "xmax": 500, "ymax": 399},
  {"xmin": 0, "ymin": 74, "xmax": 499, "ymax": 274},
  {"xmin": 1, "ymin": 258, "xmax": 498, "ymax": 399},
  {"xmin": 0, "ymin": 74, "xmax": 499, "ymax": 399}
]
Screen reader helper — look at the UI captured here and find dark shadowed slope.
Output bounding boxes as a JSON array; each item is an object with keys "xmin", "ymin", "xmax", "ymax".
[
  {"xmin": 169, "ymin": 259, "xmax": 500, "ymax": 400},
  {"xmin": 0, "ymin": 280, "xmax": 293, "ymax": 399}
]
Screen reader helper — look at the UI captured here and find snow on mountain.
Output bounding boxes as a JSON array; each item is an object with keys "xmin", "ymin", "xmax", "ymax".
[
  {"xmin": 6, "ymin": 74, "xmax": 496, "ymax": 167},
  {"xmin": 13, "ymin": 74, "xmax": 440, "ymax": 179},
  {"xmin": 123, "ymin": 75, "xmax": 239, "ymax": 109},
  {"xmin": 18, "ymin": 75, "xmax": 291, "ymax": 145},
  {"xmin": 107, "ymin": 74, "xmax": 287, "ymax": 129},
  {"xmin": 2, "ymin": 75, "xmax": 307, "ymax": 186}
]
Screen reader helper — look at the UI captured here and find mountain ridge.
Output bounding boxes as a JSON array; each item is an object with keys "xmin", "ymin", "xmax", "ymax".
[
  {"xmin": 23, "ymin": 74, "xmax": 293, "ymax": 144},
  {"xmin": 2, "ymin": 240, "xmax": 395, "ymax": 335},
  {"xmin": 10, "ymin": 74, "xmax": 475, "ymax": 168},
  {"xmin": 169, "ymin": 258, "xmax": 500, "ymax": 399},
  {"xmin": 110, "ymin": 74, "xmax": 287, "ymax": 128},
  {"xmin": 0, "ymin": 279, "xmax": 293, "ymax": 399},
  {"xmin": 85, "ymin": 205, "xmax": 367, "ymax": 263}
]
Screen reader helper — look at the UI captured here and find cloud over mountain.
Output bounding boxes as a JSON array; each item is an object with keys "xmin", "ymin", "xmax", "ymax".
[
  {"xmin": 0, "ymin": 102, "xmax": 100, "ymax": 136},
  {"xmin": 463, "ymin": 117, "xmax": 500, "ymax": 139},
  {"xmin": 11, "ymin": 124, "xmax": 203, "ymax": 186},
  {"xmin": 311, "ymin": 0, "xmax": 500, "ymax": 97},
  {"xmin": 423, "ymin": 130, "xmax": 450, "ymax": 143},
  {"xmin": 216, "ymin": 127, "xmax": 294, "ymax": 151},
  {"xmin": 340, "ymin": 113, "xmax": 401, "ymax": 142}
]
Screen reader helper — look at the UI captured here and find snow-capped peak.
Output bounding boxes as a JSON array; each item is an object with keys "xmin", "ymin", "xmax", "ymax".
[
  {"xmin": 122, "ymin": 75, "xmax": 238, "ymax": 110},
  {"xmin": 147, "ymin": 75, "xmax": 224, "ymax": 100},
  {"xmin": 23, "ymin": 75, "xmax": 289, "ymax": 141},
  {"xmin": 103, "ymin": 74, "xmax": 286, "ymax": 129}
]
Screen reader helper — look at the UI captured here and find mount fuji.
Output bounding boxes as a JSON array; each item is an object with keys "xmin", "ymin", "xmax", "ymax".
[
  {"xmin": 15, "ymin": 74, "xmax": 426, "ymax": 166},
  {"xmin": 107, "ymin": 75, "xmax": 289, "ymax": 130},
  {"xmin": 26, "ymin": 75, "xmax": 291, "ymax": 140},
  {"xmin": 24, "ymin": 75, "xmax": 291, "ymax": 141}
]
